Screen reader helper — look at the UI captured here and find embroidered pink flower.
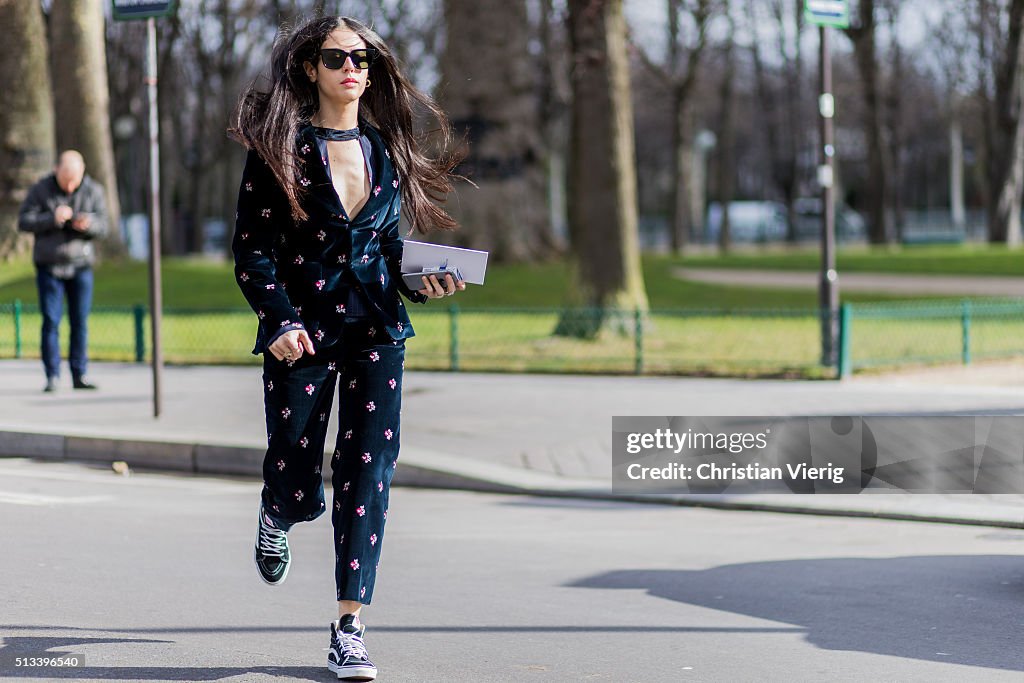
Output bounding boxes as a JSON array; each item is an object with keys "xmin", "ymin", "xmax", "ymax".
[
  {"xmin": 392, "ymin": 179, "xmax": 399, "ymax": 188},
  {"xmin": 315, "ymin": 329, "xmax": 325, "ymax": 341},
  {"xmin": 336, "ymin": 304, "xmax": 347, "ymax": 314},
  {"xmin": 360, "ymin": 586, "xmax": 366, "ymax": 598},
  {"xmin": 396, "ymin": 322, "xmax": 403, "ymax": 332},
  {"xmin": 295, "ymin": 306, "xmax": 302, "ymax": 315},
  {"xmin": 349, "ymin": 379, "xmax": 357, "ymax": 390},
  {"xmin": 294, "ymin": 255, "xmax": 304, "ymax": 265},
  {"xmin": 392, "ymin": 459, "xmax": 397, "ymax": 470},
  {"xmin": 380, "ymin": 274, "xmax": 385, "ymax": 285},
  {"xmin": 245, "ymin": 182, "xmax": 253, "ymax": 192},
  {"xmin": 318, "ymin": 230, "xmax": 327, "ymax": 241},
  {"xmin": 361, "ymin": 452, "xmax": 372, "ymax": 463},
  {"xmin": 315, "ymin": 279, "xmax": 326, "ymax": 290},
  {"xmin": 304, "ymin": 383, "xmax": 315, "ymax": 395},
  {"xmin": 373, "ymin": 185, "xmax": 381, "ymax": 196},
  {"xmin": 240, "ymin": 232, "xmax": 249, "ymax": 240},
  {"xmin": 272, "ymin": 504, "xmax": 280, "ymax": 512},
  {"xmin": 384, "ymin": 148, "xmax": 390, "ymax": 159},
  {"xmin": 370, "ymin": 533, "xmax": 378, "ymax": 545},
  {"xmin": 327, "ymin": 361, "xmax": 337, "ymax": 371},
  {"xmin": 320, "ymin": 412, "xmax": 326, "ymax": 422},
  {"xmin": 280, "ymin": 320, "xmax": 291, "ymax": 327},
  {"xmin": 266, "ymin": 380, "xmax": 274, "ymax": 391},
  {"xmin": 240, "ymin": 272, "xmax": 249, "ymax": 282},
  {"xmin": 338, "ymin": 534, "xmax": 345, "ymax": 544},
  {"xmin": 294, "ymin": 490, "xmax": 304, "ymax": 501},
  {"xmin": 355, "ymin": 505, "xmax": 366, "ymax": 516},
  {"xmin": 300, "ymin": 177, "xmax": 311, "ymax": 187},
  {"xmin": 333, "ymin": 449, "xmax": 340, "ymax": 461},
  {"xmin": 265, "ymin": 283, "xmax": 275, "ymax": 290},
  {"xmin": 258, "ymin": 310, "xmax": 266, "ymax": 319},
  {"xmin": 361, "ymin": 254, "xmax": 369, "ymax": 263},
  {"xmin": 344, "ymin": 429, "xmax": 353, "ymax": 440},
  {"xmin": 368, "ymin": 327, "xmax": 376, "ymax": 338},
  {"xmin": 300, "ymin": 436, "xmax": 309, "ymax": 448},
  {"xmin": 377, "ymin": 481, "xmax": 383, "ymax": 492},
  {"xmin": 338, "ymin": 254, "xmax": 348, "ymax": 264},
  {"xmin": 369, "ymin": 351, "xmax": 380, "ymax": 362},
  {"xmin": 301, "ymin": 143, "xmax": 311, "ymax": 154},
  {"xmin": 261, "ymin": 208, "xmax": 271, "ymax": 218},
  {"xmin": 350, "ymin": 558, "xmax": 360, "ymax": 570},
  {"xmin": 388, "ymin": 378, "xmax": 397, "ymax": 390},
  {"xmin": 366, "ymin": 401, "xmax": 376, "ymax": 412},
  {"xmin": 343, "ymin": 481, "xmax": 350, "ymax": 491},
  {"xmin": 383, "ymin": 508, "xmax": 388, "ymax": 520},
  {"xmin": 335, "ymin": 500, "xmax": 341, "ymax": 511},
  {"xmin": 276, "ymin": 460, "xmax": 285, "ymax": 471},
  {"xmin": 384, "ymin": 428, "xmax": 393, "ymax": 440},
  {"xmin": 281, "ymin": 407, "xmax": 291, "ymax": 419}
]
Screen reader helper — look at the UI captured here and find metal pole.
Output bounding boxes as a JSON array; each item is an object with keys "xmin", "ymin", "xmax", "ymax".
[
  {"xmin": 818, "ymin": 25, "xmax": 839, "ymax": 367},
  {"xmin": 146, "ymin": 17, "xmax": 164, "ymax": 417}
]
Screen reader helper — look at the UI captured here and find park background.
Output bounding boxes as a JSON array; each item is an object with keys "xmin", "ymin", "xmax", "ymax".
[{"xmin": 3, "ymin": 0, "xmax": 1024, "ymax": 378}]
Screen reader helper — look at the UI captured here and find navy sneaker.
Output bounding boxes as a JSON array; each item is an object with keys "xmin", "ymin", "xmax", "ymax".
[
  {"xmin": 327, "ymin": 614, "xmax": 377, "ymax": 680},
  {"xmin": 253, "ymin": 504, "xmax": 290, "ymax": 585}
]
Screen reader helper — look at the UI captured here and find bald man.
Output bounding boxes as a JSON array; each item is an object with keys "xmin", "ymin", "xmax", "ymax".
[{"xmin": 18, "ymin": 150, "xmax": 109, "ymax": 392}]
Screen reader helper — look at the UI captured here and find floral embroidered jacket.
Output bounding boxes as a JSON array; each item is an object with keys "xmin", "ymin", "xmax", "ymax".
[{"xmin": 232, "ymin": 123, "xmax": 427, "ymax": 355}]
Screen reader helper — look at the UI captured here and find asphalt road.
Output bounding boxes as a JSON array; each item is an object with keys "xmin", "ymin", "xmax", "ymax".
[{"xmin": 1, "ymin": 458, "xmax": 1022, "ymax": 682}]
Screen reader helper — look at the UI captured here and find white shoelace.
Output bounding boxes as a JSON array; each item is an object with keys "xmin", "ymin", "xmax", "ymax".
[
  {"xmin": 258, "ymin": 517, "xmax": 288, "ymax": 557},
  {"xmin": 337, "ymin": 630, "xmax": 369, "ymax": 661}
]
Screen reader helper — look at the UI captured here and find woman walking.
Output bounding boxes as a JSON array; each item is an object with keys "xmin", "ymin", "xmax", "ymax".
[{"xmin": 230, "ymin": 15, "xmax": 463, "ymax": 680}]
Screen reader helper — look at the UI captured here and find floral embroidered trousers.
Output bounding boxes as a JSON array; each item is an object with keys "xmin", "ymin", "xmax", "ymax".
[{"xmin": 260, "ymin": 318, "xmax": 404, "ymax": 605}]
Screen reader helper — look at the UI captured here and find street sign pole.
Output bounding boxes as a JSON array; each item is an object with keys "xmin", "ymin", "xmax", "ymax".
[
  {"xmin": 818, "ymin": 25, "xmax": 838, "ymax": 369},
  {"xmin": 114, "ymin": 1, "xmax": 174, "ymax": 416},
  {"xmin": 805, "ymin": 0, "xmax": 846, "ymax": 371},
  {"xmin": 146, "ymin": 16, "xmax": 164, "ymax": 417}
]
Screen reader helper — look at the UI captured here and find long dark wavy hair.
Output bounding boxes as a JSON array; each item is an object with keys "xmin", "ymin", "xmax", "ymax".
[{"xmin": 230, "ymin": 16, "xmax": 462, "ymax": 232}]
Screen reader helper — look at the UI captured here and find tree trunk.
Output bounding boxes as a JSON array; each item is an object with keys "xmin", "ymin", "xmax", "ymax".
[
  {"xmin": 0, "ymin": 0, "xmax": 55, "ymax": 260},
  {"xmin": 715, "ymin": 8, "xmax": 737, "ymax": 253},
  {"xmin": 987, "ymin": 0, "xmax": 1024, "ymax": 246},
  {"xmin": 49, "ymin": 0, "xmax": 123, "ymax": 254},
  {"xmin": 438, "ymin": 0, "xmax": 554, "ymax": 262},
  {"xmin": 846, "ymin": 0, "xmax": 894, "ymax": 244},
  {"xmin": 556, "ymin": 0, "xmax": 648, "ymax": 338}
]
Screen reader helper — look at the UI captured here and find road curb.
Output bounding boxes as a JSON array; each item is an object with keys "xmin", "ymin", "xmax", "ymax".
[{"xmin": 0, "ymin": 429, "xmax": 1021, "ymax": 529}]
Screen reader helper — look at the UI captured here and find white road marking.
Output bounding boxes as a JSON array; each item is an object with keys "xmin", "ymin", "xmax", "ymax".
[{"xmin": 0, "ymin": 490, "xmax": 112, "ymax": 506}]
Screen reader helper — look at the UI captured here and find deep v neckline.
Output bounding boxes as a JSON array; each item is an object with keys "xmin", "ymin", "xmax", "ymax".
[{"xmin": 325, "ymin": 140, "xmax": 371, "ymax": 222}]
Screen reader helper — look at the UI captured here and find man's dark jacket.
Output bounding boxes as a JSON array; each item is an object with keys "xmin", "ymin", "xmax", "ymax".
[{"xmin": 17, "ymin": 173, "xmax": 109, "ymax": 267}]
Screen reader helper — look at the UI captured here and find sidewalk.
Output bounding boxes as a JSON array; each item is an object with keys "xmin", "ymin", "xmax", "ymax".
[
  {"xmin": 1, "ymin": 359, "xmax": 1023, "ymax": 527},
  {"xmin": 675, "ymin": 267, "xmax": 1024, "ymax": 296}
]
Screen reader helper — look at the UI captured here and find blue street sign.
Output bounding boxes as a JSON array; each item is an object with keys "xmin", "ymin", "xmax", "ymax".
[
  {"xmin": 112, "ymin": 0, "xmax": 176, "ymax": 21},
  {"xmin": 804, "ymin": 0, "xmax": 849, "ymax": 29}
]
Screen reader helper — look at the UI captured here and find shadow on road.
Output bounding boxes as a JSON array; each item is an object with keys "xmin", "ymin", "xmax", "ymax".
[{"xmin": 568, "ymin": 554, "xmax": 1024, "ymax": 672}]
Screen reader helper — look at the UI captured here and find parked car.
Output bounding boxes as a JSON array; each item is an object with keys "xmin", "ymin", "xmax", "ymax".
[
  {"xmin": 704, "ymin": 201, "xmax": 788, "ymax": 243},
  {"xmin": 793, "ymin": 197, "xmax": 866, "ymax": 241}
]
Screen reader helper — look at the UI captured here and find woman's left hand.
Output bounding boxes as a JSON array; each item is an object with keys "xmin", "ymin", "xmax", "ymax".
[{"xmin": 418, "ymin": 273, "xmax": 466, "ymax": 299}]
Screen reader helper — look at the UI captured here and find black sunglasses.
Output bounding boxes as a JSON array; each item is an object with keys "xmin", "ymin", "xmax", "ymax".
[{"xmin": 318, "ymin": 48, "xmax": 378, "ymax": 70}]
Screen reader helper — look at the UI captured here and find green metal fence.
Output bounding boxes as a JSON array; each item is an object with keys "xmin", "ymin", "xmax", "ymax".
[{"xmin": 4, "ymin": 299, "xmax": 1023, "ymax": 377}]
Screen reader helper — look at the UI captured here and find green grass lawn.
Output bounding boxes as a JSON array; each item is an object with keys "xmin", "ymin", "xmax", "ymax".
[
  {"xmin": 676, "ymin": 242, "xmax": 1024, "ymax": 276},
  {"xmin": 5, "ymin": 246, "xmax": 1024, "ymax": 376},
  {"xmin": 0, "ymin": 249, "xmax": 995, "ymax": 312}
]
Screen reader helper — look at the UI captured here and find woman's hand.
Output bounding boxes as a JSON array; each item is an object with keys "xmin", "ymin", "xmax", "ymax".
[
  {"xmin": 418, "ymin": 273, "xmax": 466, "ymax": 299},
  {"xmin": 269, "ymin": 329, "xmax": 316, "ymax": 362}
]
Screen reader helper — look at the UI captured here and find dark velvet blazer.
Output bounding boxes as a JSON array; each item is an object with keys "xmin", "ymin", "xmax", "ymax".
[{"xmin": 232, "ymin": 123, "xmax": 427, "ymax": 356}]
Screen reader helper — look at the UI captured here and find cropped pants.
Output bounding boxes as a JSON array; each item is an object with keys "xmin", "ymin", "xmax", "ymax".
[{"xmin": 260, "ymin": 318, "xmax": 404, "ymax": 605}]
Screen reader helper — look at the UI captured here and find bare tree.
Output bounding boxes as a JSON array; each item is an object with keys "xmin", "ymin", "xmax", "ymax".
[
  {"xmin": 844, "ymin": 0, "xmax": 895, "ymax": 243},
  {"xmin": 633, "ymin": 0, "xmax": 718, "ymax": 254},
  {"xmin": 556, "ymin": 0, "xmax": 647, "ymax": 337},
  {"xmin": 0, "ymin": 0, "xmax": 55, "ymax": 260},
  {"xmin": 437, "ymin": 0, "xmax": 555, "ymax": 262},
  {"xmin": 714, "ymin": 1, "xmax": 737, "ymax": 252}
]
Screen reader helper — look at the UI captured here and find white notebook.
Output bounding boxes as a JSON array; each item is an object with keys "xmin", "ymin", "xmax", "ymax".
[{"xmin": 400, "ymin": 240, "xmax": 489, "ymax": 285}]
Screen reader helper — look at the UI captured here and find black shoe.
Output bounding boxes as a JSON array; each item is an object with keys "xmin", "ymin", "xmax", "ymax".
[
  {"xmin": 72, "ymin": 377, "xmax": 98, "ymax": 390},
  {"xmin": 43, "ymin": 378, "xmax": 58, "ymax": 393},
  {"xmin": 327, "ymin": 614, "xmax": 376, "ymax": 680},
  {"xmin": 254, "ymin": 504, "xmax": 290, "ymax": 585}
]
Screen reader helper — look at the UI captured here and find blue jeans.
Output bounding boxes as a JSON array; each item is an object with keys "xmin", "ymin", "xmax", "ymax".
[{"xmin": 35, "ymin": 265, "xmax": 93, "ymax": 381}]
